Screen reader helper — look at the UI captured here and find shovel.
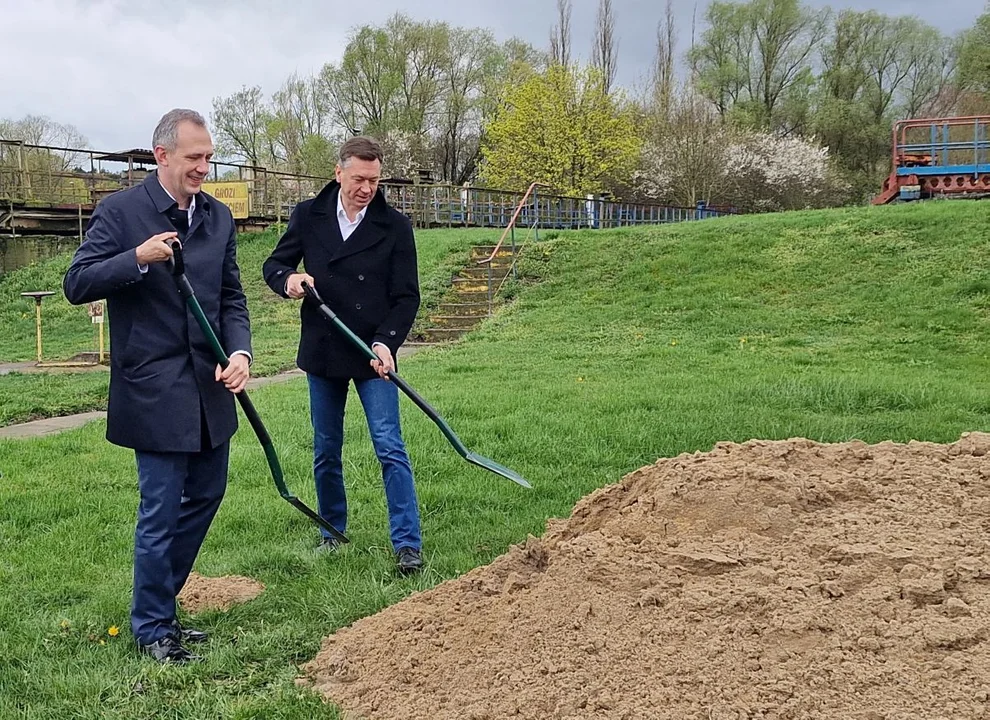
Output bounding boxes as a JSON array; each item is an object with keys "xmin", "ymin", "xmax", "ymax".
[
  {"xmin": 166, "ymin": 242, "xmax": 349, "ymax": 544},
  {"xmin": 301, "ymin": 281, "xmax": 531, "ymax": 489}
]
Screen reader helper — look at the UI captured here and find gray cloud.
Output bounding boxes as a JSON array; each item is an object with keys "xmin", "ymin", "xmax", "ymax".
[{"xmin": 0, "ymin": 0, "xmax": 981, "ymax": 151}]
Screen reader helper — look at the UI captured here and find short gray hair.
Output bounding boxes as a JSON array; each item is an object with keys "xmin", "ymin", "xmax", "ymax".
[{"xmin": 152, "ymin": 109, "xmax": 207, "ymax": 151}]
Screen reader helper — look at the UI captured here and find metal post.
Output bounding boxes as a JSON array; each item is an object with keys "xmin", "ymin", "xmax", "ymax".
[
  {"xmin": 487, "ymin": 262, "xmax": 493, "ymax": 316},
  {"xmin": 78, "ymin": 204, "xmax": 83, "ymax": 244},
  {"xmin": 34, "ymin": 301, "xmax": 42, "ymax": 362},
  {"xmin": 533, "ymin": 187, "xmax": 539, "ymax": 243}
]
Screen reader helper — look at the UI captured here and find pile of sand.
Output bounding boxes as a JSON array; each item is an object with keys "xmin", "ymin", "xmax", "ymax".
[
  {"xmin": 300, "ymin": 433, "xmax": 990, "ymax": 719},
  {"xmin": 177, "ymin": 572, "xmax": 265, "ymax": 613}
]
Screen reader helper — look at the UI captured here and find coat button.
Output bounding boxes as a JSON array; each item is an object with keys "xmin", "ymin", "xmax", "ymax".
[
  {"xmin": 355, "ymin": 303, "xmax": 362, "ymax": 310},
  {"xmin": 358, "ymin": 274, "xmax": 365, "ymax": 280},
  {"xmin": 389, "ymin": 330, "xmax": 396, "ymax": 336},
  {"xmin": 276, "ymin": 269, "xmax": 283, "ymax": 275}
]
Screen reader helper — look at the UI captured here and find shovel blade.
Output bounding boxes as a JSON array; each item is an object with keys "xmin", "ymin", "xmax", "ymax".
[{"xmin": 466, "ymin": 452, "xmax": 532, "ymax": 489}]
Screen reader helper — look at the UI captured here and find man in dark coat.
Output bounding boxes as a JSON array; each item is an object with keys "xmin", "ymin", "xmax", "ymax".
[
  {"xmin": 262, "ymin": 136, "xmax": 423, "ymax": 574},
  {"xmin": 63, "ymin": 108, "xmax": 252, "ymax": 663}
]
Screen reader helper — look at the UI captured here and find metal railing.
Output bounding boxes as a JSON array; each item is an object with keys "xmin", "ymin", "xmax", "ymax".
[
  {"xmin": 892, "ymin": 116, "xmax": 990, "ymax": 177},
  {"xmin": 0, "ymin": 140, "xmax": 736, "ymax": 232},
  {"xmin": 477, "ymin": 182, "xmax": 545, "ymax": 313}
]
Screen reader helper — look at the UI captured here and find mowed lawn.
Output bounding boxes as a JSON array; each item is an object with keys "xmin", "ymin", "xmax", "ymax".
[{"xmin": 3, "ymin": 202, "xmax": 990, "ymax": 717}]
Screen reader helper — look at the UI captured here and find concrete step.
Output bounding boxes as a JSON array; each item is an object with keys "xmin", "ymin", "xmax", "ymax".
[
  {"xmin": 459, "ymin": 265, "xmax": 512, "ymax": 281},
  {"xmin": 438, "ymin": 302, "xmax": 489, "ymax": 317},
  {"xmin": 448, "ymin": 289, "xmax": 490, "ymax": 303},
  {"xmin": 423, "ymin": 327, "xmax": 469, "ymax": 343},
  {"xmin": 471, "ymin": 246, "xmax": 517, "ymax": 261},
  {"xmin": 451, "ymin": 277, "xmax": 489, "ymax": 293},
  {"xmin": 428, "ymin": 315, "xmax": 485, "ymax": 329}
]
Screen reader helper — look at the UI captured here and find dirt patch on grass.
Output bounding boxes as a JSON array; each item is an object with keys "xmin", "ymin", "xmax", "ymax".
[
  {"xmin": 300, "ymin": 433, "xmax": 990, "ymax": 719},
  {"xmin": 177, "ymin": 572, "xmax": 265, "ymax": 613}
]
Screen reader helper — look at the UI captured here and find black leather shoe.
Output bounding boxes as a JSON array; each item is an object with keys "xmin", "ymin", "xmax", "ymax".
[
  {"xmin": 139, "ymin": 635, "xmax": 201, "ymax": 664},
  {"xmin": 173, "ymin": 621, "xmax": 208, "ymax": 644},
  {"xmin": 396, "ymin": 547, "xmax": 423, "ymax": 574}
]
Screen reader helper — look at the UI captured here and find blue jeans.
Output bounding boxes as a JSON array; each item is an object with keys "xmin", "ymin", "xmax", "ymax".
[
  {"xmin": 131, "ymin": 442, "xmax": 228, "ymax": 644},
  {"xmin": 308, "ymin": 374, "xmax": 421, "ymax": 551}
]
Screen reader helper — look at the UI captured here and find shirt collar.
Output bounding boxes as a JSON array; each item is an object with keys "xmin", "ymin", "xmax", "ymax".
[
  {"xmin": 337, "ymin": 192, "xmax": 366, "ymax": 224},
  {"xmin": 158, "ymin": 176, "xmax": 196, "ymax": 214}
]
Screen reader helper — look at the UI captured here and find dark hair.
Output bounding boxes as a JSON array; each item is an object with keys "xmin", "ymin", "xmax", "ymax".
[{"xmin": 339, "ymin": 136, "xmax": 384, "ymax": 166}]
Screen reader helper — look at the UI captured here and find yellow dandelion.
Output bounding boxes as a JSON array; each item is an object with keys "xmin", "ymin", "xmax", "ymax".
[
  {"xmin": 670, "ymin": 339, "xmax": 678, "ymax": 346},
  {"xmin": 59, "ymin": 619, "xmax": 71, "ymax": 630},
  {"xmin": 576, "ymin": 377, "xmax": 584, "ymax": 383},
  {"xmin": 108, "ymin": 626, "xmax": 120, "ymax": 637}
]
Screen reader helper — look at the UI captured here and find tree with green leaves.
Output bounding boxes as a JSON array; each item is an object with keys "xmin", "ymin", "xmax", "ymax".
[
  {"xmin": 812, "ymin": 9, "xmax": 960, "ymax": 199},
  {"xmin": 480, "ymin": 65, "xmax": 639, "ymax": 196},
  {"xmin": 689, "ymin": 0, "xmax": 828, "ymax": 133},
  {"xmin": 958, "ymin": 2, "xmax": 990, "ymax": 111}
]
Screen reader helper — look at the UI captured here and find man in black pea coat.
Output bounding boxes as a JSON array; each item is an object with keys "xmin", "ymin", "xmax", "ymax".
[
  {"xmin": 63, "ymin": 108, "xmax": 252, "ymax": 663},
  {"xmin": 262, "ymin": 136, "xmax": 424, "ymax": 574}
]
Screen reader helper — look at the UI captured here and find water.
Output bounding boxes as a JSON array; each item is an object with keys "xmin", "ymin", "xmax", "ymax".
[{"xmin": 0, "ymin": 236, "xmax": 79, "ymax": 278}]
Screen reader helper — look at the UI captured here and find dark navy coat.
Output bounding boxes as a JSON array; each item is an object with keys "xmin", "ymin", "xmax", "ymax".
[
  {"xmin": 63, "ymin": 172, "xmax": 252, "ymax": 452},
  {"xmin": 262, "ymin": 182, "xmax": 420, "ymax": 380}
]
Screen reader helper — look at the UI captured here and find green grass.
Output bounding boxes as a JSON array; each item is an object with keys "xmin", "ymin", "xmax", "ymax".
[
  {"xmin": 0, "ymin": 372, "xmax": 112, "ymax": 427},
  {"xmin": 3, "ymin": 201, "xmax": 990, "ymax": 717},
  {"xmin": 0, "ymin": 226, "xmax": 500, "ymax": 425}
]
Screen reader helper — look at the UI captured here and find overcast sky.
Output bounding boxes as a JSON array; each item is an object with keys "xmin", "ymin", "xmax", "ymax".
[{"xmin": 0, "ymin": 0, "xmax": 982, "ymax": 151}]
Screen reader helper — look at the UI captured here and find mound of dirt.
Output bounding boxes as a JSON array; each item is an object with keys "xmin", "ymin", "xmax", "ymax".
[
  {"xmin": 177, "ymin": 572, "xmax": 265, "ymax": 613},
  {"xmin": 300, "ymin": 434, "xmax": 990, "ymax": 719}
]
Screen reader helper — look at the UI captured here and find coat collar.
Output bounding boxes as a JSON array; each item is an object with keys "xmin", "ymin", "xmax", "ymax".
[
  {"xmin": 309, "ymin": 181, "xmax": 391, "ymax": 263},
  {"xmin": 311, "ymin": 180, "xmax": 388, "ymax": 227},
  {"xmin": 143, "ymin": 170, "xmax": 212, "ymax": 216}
]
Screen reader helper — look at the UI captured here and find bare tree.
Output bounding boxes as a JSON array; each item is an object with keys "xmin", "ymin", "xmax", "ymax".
[
  {"xmin": 549, "ymin": 0, "xmax": 572, "ymax": 67},
  {"xmin": 591, "ymin": 0, "xmax": 618, "ymax": 93},
  {"xmin": 652, "ymin": 0, "xmax": 677, "ymax": 118},
  {"xmin": 211, "ymin": 86, "xmax": 268, "ymax": 165}
]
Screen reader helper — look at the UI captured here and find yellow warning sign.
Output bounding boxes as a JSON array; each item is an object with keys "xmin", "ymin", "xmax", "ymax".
[{"xmin": 202, "ymin": 182, "xmax": 250, "ymax": 219}]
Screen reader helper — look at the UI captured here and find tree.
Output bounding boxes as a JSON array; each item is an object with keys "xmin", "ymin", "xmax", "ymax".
[
  {"xmin": 651, "ymin": 0, "xmax": 677, "ymax": 119},
  {"xmin": 690, "ymin": 0, "xmax": 827, "ymax": 132},
  {"xmin": 549, "ymin": 0, "xmax": 572, "ymax": 67},
  {"xmin": 591, "ymin": 0, "xmax": 618, "ymax": 94},
  {"xmin": 211, "ymin": 86, "xmax": 269, "ymax": 165},
  {"xmin": 0, "ymin": 114, "xmax": 87, "ymax": 152},
  {"xmin": 634, "ymin": 92, "xmax": 731, "ymax": 207},
  {"xmin": 480, "ymin": 65, "xmax": 640, "ymax": 196},
  {"xmin": 958, "ymin": 3, "xmax": 990, "ymax": 102},
  {"xmin": 312, "ymin": 14, "xmax": 543, "ymax": 182},
  {"xmin": 812, "ymin": 9, "xmax": 957, "ymax": 199},
  {"xmin": 0, "ymin": 115, "xmax": 90, "ymax": 203}
]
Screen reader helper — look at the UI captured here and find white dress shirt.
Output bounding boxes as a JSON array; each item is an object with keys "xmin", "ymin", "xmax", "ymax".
[
  {"xmin": 337, "ymin": 193, "xmax": 367, "ymax": 240},
  {"xmin": 337, "ymin": 195, "xmax": 388, "ymax": 357}
]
